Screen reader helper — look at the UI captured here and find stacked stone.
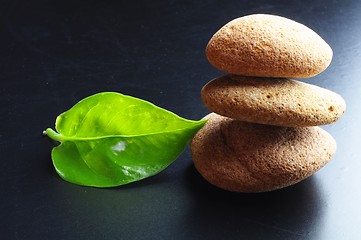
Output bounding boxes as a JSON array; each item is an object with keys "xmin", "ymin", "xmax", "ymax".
[{"xmin": 191, "ymin": 14, "xmax": 346, "ymax": 192}]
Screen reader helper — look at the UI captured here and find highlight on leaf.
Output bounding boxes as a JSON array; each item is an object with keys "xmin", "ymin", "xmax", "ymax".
[{"xmin": 45, "ymin": 92, "xmax": 206, "ymax": 187}]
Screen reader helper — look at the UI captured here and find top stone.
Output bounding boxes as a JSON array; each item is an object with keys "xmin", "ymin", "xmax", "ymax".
[{"xmin": 206, "ymin": 14, "xmax": 333, "ymax": 78}]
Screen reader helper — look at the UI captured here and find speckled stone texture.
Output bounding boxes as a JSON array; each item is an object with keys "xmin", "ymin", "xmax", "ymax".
[
  {"xmin": 206, "ymin": 14, "xmax": 333, "ymax": 78},
  {"xmin": 191, "ymin": 113, "xmax": 336, "ymax": 192}
]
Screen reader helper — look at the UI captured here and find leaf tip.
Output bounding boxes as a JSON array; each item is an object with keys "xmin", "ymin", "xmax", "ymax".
[{"xmin": 198, "ymin": 118, "xmax": 208, "ymax": 127}]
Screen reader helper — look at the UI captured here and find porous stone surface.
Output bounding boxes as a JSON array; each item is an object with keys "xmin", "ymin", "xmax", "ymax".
[{"xmin": 201, "ymin": 75, "xmax": 346, "ymax": 127}]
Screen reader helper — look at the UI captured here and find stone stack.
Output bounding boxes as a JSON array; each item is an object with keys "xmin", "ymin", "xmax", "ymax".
[{"xmin": 191, "ymin": 14, "xmax": 346, "ymax": 192}]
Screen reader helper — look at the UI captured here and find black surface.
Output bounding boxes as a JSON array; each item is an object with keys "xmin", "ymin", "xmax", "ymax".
[{"xmin": 1, "ymin": 0, "xmax": 360, "ymax": 239}]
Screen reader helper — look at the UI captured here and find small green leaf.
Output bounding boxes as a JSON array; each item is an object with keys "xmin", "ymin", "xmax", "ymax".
[{"xmin": 45, "ymin": 92, "xmax": 206, "ymax": 187}]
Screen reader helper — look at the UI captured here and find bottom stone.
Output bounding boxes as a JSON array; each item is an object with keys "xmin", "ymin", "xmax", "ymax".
[{"xmin": 190, "ymin": 113, "xmax": 336, "ymax": 192}]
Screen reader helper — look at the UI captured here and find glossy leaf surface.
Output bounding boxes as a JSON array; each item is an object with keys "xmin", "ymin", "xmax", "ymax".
[{"xmin": 45, "ymin": 92, "xmax": 206, "ymax": 187}]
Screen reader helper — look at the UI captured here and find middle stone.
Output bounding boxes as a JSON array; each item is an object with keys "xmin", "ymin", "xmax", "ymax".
[{"xmin": 201, "ymin": 74, "xmax": 345, "ymax": 127}]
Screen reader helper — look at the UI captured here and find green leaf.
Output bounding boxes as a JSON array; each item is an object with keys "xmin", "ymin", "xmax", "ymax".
[{"xmin": 45, "ymin": 92, "xmax": 206, "ymax": 187}]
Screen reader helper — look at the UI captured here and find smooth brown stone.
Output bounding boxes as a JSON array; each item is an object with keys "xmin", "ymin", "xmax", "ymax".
[{"xmin": 190, "ymin": 113, "xmax": 337, "ymax": 192}]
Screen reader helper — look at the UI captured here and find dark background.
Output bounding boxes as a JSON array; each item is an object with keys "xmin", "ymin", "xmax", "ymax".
[{"xmin": 1, "ymin": 0, "xmax": 360, "ymax": 239}]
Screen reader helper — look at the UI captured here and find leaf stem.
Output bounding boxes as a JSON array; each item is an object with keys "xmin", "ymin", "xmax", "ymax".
[{"xmin": 44, "ymin": 128, "xmax": 66, "ymax": 142}]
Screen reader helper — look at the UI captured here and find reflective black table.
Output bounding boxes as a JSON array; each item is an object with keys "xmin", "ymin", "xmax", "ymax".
[{"xmin": 1, "ymin": 0, "xmax": 360, "ymax": 239}]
